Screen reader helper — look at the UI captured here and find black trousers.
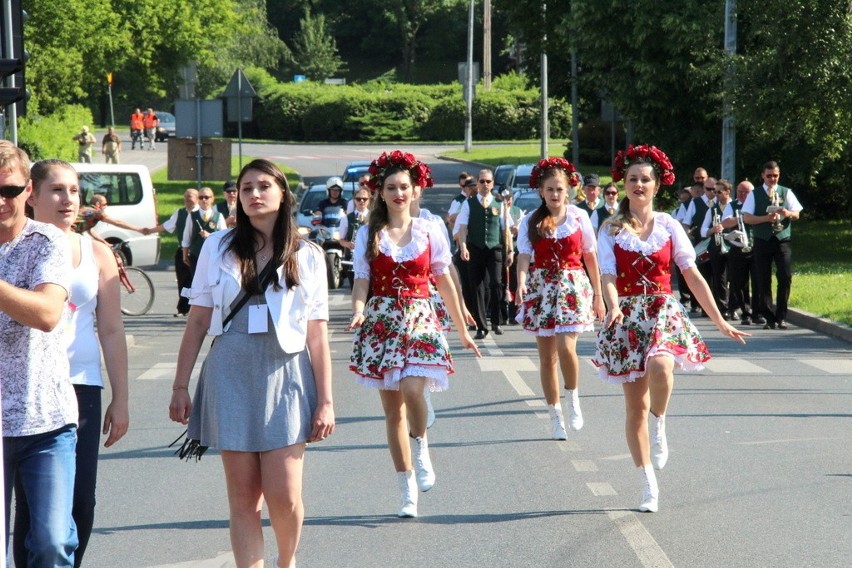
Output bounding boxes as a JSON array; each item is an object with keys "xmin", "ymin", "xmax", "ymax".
[
  {"xmin": 708, "ymin": 247, "xmax": 729, "ymax": 314},
  {"xmin": 175, "ymin": 248, "xmax": 194, "ymax": 315},
  {"xmin": 466, "ymin": 244, "xmax": 503, "ymax": 331},
  {"xmin": 753, "ymin": 237, "xmax": 792, "ymax": 324},
  {"xmin": 726, "ymin": 247, "xmax": 755, "ymax": 317},
  {"xmin": 453, "ymin": 250, "xmax": 476, "ymax": 324}
]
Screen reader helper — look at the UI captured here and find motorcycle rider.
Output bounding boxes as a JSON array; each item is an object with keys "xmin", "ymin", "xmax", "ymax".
[{"xmin": 313, "ymin": 176, "xmax": 349, "ymax": 229}]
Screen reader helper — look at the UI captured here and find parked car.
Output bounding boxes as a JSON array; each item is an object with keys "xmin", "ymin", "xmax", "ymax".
[
  {"xmin": 510, "ymin": 164, "xmax": 535, "ymax": 192},
  {"xmin": 73, "ymin": 163, "xmax": 161, "ymax": 266},
  {"xmin": 154, "ymin": 111, "xmax": 176, "ymax": 142},
  {"xmin": 295, "ymin": 183, "xmax": 353, "ymax": 229},
  {"xmin": 513, "ymin": 190, "xmax": 543, "ymax": 216},
  {"xmin": 494, "ymin": 164, "xmax": 516, "ymax": 191},
  {"xmin": 342, "ymin": 160, "xmax": 372, "ymax": 185}
]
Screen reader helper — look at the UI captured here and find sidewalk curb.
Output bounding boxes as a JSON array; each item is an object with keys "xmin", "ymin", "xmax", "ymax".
[{"xmin": 786, "ymin": 307, "xmax": 852, "ymax": 344}]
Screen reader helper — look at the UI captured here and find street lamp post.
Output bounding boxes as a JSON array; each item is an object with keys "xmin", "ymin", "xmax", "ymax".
[{"xmin": 540, "ymin": 2, "xmax": 549, "ymax": 159}]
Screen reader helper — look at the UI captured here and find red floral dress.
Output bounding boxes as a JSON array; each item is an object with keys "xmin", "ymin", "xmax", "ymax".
[
  {"xmin": 349, "ymin": 218, "xmax": 454, "ymax": 390},
  {"xmin": 515, "ymin": 206, "xmax": 597, "ymax": 336},
  {"xmin": 591, "ymin": 213, "xmax": 710, "ymax": 383}
]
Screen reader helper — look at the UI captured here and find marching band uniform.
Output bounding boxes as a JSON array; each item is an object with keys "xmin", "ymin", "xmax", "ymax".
[
  {"xmin": 700, "ymin": 201, "xmax": 731, "ymax": 318},
  {"xmin": 721, "ymin": 200, "xmax": 755, "ymax": 324}
]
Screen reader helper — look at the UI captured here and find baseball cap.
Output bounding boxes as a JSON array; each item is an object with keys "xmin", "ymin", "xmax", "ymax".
[
  {"xmin": 223, "ymin": 180, "xmax": 237, "ymax": 192},
  {"xmin": 463, "ymin": 178, "xmax": 477, "ymax": 188},
  {"xmin": 583, "ymin": 173, "xmax": 600, "ymax": 187},
  {"xmin": 326, "ymin": 176, "xmax": 344, "ymax": 190}
]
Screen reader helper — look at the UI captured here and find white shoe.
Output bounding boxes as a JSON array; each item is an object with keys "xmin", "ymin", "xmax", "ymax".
[
  {"xmin": 413, "ymin": 436, "xmax": 435, "ymax": 492},
  {"xmin": 638, "ymin": 465, "xmax": 659, "ymax": 513},
  {"xmin": 565, "ymin": 389, "xmax": 584, "ymax": 431},
  {"xmin": 649, "ymin": 413, "xmax": 668, "ymax": 470},
  {"xmin": 549, "ymin": 404, "xmax": 567, "ymax": 440},
  {"xmin": 397, "ymin": 470, "xmax": 418, "ymax": 517},
  {"xmin": 425, "ymin": 387, "xmax": 435, "ymax": 429}
]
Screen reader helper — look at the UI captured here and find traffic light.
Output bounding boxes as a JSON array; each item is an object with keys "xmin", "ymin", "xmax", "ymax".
[{"xmin": 0, "ymin": 0, "xmax": 28, "ymax": 115}]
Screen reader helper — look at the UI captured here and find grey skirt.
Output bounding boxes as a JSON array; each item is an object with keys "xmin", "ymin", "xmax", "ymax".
[{"xmin": 187, "ymin": 304, "xmax": 317, "ymax": 452}]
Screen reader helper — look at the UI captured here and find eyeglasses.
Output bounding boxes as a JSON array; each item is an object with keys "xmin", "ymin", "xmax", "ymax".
[
  {"xmin": 714, "ymin": 190, "xmax": 727, "ymax": 194},
  {"xmin": 359, "ymin": 181, "xmax": 370, "ymax": 186},
  {"xmin": 479, "ymin": 179, "xmax": 494, "ymax": 184},
  {"xmin": 605, "ymin": 191, "xmax": 618, "ymax": 196},
  {"xmin": 199, "ymin": 195, "xmax": 213, "ymax": 200},
  {"xmin": 0, "ymin": 185, "xmax": 27, "ymax": 199},
  {"xmin": 704, "ymin": 187, "xmax": 715, "ymax": 191},
  {"xmin": 354, "ymin": 197, "xmax": 369, "ymax": 202}
]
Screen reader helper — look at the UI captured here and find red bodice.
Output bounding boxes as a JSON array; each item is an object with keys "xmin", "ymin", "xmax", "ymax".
[
  {"xmin": 370, "ymin": 246, "xmax": 432, "ymax": 299},
  {"xmin": 530, "ymin": 231, "xmax": 583, "ymax": 271},
  {"xmin": 613, "ymin": 241, "xmax": 673, "ymax": 296}
]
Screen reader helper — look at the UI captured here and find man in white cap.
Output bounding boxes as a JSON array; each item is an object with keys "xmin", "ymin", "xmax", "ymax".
[{"xmin": 73, "ymin": 126, "xmax": 97, "ymax": 163}]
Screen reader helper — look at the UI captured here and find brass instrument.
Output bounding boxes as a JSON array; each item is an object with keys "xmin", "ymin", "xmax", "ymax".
[
  {"xmin": 713, "ymin": 211, "xmax": 722, "ymax": 247},
  {"xmin": 736, "ymin": 210, "xmax": 752, "ymax": 253},
  {"xmin": 766, "ymin": 190, "xmax": 784, "ymax": 233}
]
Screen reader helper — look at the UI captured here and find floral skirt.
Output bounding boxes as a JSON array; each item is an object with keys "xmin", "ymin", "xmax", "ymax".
[
  {"xmin": 591, "ymin": 293, "xmax": 710, "ymax": 384},
  {"xmin": 350, "ymin": 296, "xmax": 453, "ymax": 391},
  {"xmin": 516, "ymin": 267, "xmax": 595, "ymax": 336},
  {"xmin": 431, "ymin": 283, "xmax": 451, "ymax": 332}
]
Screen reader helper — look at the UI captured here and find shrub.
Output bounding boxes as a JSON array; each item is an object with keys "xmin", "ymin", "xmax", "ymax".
[{"xmin": 18, "ymin": 104, "xmax": 94, "ymax": 161}]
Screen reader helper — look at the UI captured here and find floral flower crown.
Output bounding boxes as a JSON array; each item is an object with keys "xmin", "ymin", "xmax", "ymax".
[
  {"xmin": 366, "ymin": 150, "xmax": 434, "ymax": 191},
  {"xmin": 529, "ymin": 157, "xmax": 581, "ymax": 189},
  {"xmin": 611, "ymin": 144, "xmax": 676, "ymax": 186}
]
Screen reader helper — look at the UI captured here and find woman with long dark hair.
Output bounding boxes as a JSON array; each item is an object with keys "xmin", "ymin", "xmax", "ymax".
[
  {"xmin": 348, "ymin": 150, "xmax": 480, "ymax": 518},
  {"xmin": 593, "ymin": 145, "xmax": 748, "ymax": 513},
  {"xmin": 170, "ymin": 159, "xmax": 334, "ymax": 567},
  {"xmin": 514, "ymin": 158, "xmax": 605, "ymax": 441}
]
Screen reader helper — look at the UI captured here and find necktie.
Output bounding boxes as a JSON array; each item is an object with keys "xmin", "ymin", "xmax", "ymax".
[
  {"xmin": 608, "ymin": 207, "xmax": 615, "ymax": 215},
  {"xmin": 203, "ymin": 210, "xmax": 210, "ymax": 223},
  {"xmin": 482, "ymin": 195, "xmax": 491, "ymax": 208}
]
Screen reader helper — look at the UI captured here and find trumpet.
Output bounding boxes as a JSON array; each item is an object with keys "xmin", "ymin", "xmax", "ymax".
[
  {"xmin": 766, "ymin": 190, "xmax": 785, "ymax": 233},
  {"xmin": 736, "ymin": 209, "xmax": 752, "ymax": 253},
  {"xmin": 713, "ymin": 211, "xmax": 722, "ymax": 247}
]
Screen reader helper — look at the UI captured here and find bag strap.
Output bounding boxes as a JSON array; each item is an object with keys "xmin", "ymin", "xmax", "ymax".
[{"xmin": 222, "ymin": 259, "xmax": 276, "ymax": 328}]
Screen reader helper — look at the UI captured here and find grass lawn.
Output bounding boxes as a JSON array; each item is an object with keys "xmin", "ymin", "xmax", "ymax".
[
  {"xmin": 444, "ymin": 145, "xmax": 852, "ymax": 326},
  {"xmin": 151, "ymin": 157, "xmax": 299, "ymax": 260}
]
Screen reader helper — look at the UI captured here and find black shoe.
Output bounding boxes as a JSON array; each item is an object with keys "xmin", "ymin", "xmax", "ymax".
[
  {"xmin": 468, "ymin": 325, "xmax": 476, "ymax": 331},
  {"xmin": 492, "ymin": 325, "xmax": 504, "ymax": 335},
  {"xmin": 763, "ymin": 321, "xmax": 776, "ymax": 330},
  {"xmin": 721, "ymin": 312, "xmax": 731, "ymax": 321},
  {"xmin": 474, "ymin": 329, "xmax": 488, "ymax": 340},
  {"xmin": 741, "ymin": 316, "xmax": 752, "ymax": 325},
  {"xmin": 777, "ymin": 320, "xmax": 789, "ymax": 330},
  {"xmin": 754, "ymin": 316, "xmax": 766, "ymax": 325}
]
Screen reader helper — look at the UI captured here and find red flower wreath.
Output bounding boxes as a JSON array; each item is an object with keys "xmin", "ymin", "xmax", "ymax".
[
  {"xmin": 611, "ymin": 144, "xmax": 676, "ymax": 186},
  {"xmin": 529, "ymin": 157, "xmax": 581, "ymax": 189},
  {"xmin": 366, "ymin": 150, "xmax": 434, "ymax": 191}
]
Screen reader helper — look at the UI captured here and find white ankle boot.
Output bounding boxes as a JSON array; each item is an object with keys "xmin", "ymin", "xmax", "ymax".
[
  {"xmin": 413, "ymin": 436, "xmax": 435, "ymax": 492},
  {"xmin": 424, "ymin": 387, "xmax": 436, "ymax": 429},
  {"xmin": 638, "ymin": 465, "xmax": 659, "ymax": 513},
  {"xmin": 549, "ymin": 404, "xmax": 567, "ymax": 440},
  {"xmin": 565, "ymin": 389, "xmax": 584, "ymax": 431},
  {"xmin": 397, "ymin": 470, "xmax": 418, "ymax": 517},
  {"xmin": 649, "ymin": 413, "xmax": 668, "ymax": 470}
]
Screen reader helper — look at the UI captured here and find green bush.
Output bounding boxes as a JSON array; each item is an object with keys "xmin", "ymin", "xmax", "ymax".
[{"xmin": 18, "ymin": 104, "xmax": 94, "ymax": 161}]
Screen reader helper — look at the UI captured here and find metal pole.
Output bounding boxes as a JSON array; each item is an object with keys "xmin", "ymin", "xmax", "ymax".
[
  {"xmin": 540, "ymin": 2, "xmax": 548, "ymax": 159},
  {"xmin": 570, "ymin": 50, "xmax": 579, "ymax": 166},
  {"xmin": 464, "ymin": 0, "xmax": 473, "ymax": 152},
  {"xmin": 237, "ymin": 70, "xmax": 243, "ymax": 170},
  {"xmin": 721, "ymin": 0, "xmax": 737, "ymax": 182},
  {"xmin": 195, "ymin": 97, "xmax": 202, "ymax": 190},
  {"xmin": 483, "ymin": 0, "xmax": 491, "ymax": 91},
  {"xmin": 3, "ymin": 0, "xmax": 18, "ymax": 145},
  {"xmin": 108, "ymin": 84, "xmax": 115, "ymax": 127}
]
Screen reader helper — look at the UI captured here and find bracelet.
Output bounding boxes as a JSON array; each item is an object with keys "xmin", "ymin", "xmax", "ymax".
[{"xmin": 172, "ymin": 386, "xmax": 188, "ymax": 391}]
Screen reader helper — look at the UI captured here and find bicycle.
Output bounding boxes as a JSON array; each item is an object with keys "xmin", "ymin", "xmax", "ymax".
[{"xmin": 111, "ymin": 243, "xmax": 155, "ymax": 316}]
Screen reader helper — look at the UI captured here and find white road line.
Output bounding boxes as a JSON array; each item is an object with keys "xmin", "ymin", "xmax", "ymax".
[
  {"xmin": 557, "ymin": 440, "xmax": 581, "ymax": 452},
  {"xmin": 607, "ymin": 510, "xmax": 675, "ymax": 568},
  {"xmin": 599, "ymin": 453, "xmax": 634, "ymax": 461},
  {"xmin": 479, "ymin": 356, "xmax": 538, "ymax": 397},
  {"xmin": 734, "ymin": 437, "xmax": 836, "ymax": 446},
  {"xmin": 145, "ymin": 551, "xmax": 236, "ymax": 568},
  {"xmin": 702, "ymin": 357, "xmax": 771, "ymax": 373},
  {"xmin": 571, "ymin": 459, "xmax": 598, "ymax": 472},
  {"xmin": 587, "ymin": 482, "xmax": 617, "ymax": 496},
  {"xmin": 135, "ymin": 362, "xmax": 200, "ymax": 381},
  {"xmin": 798, "ymin": 358, "xmax": 852, "ymax": 374},
  {"xmin": 525, "ymin": 399, "xmax": 546, "ymax": 407}
]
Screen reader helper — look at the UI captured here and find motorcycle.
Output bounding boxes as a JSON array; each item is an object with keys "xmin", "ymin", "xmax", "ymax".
[{"xmin": 309, "ymin": 216, "xmax": 352, "ymax": 289}]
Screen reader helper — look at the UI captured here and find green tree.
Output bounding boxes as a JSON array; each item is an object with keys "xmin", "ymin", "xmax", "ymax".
[{"xmin": 285, "ymin": 7, "xmax": 345, "ymax": 81}]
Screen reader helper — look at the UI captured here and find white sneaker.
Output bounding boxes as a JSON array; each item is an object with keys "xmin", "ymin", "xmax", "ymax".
[
  {"xmin": 397, "ymin": 470, "xmax": 418, "ymax": 517},
  {"xmin": 638, "ymin": 465, "xmax": 659, "ymax": 513},
  {"xmin": 413, "ymin": 436, "xmax": 435, "ymax": 492},
  {"xmin": 649, "ymin": 413, "xmax": 668, "ymax": 470},
  {"xmin": 424, "ymin": 387, "xmax": 435, "ymax": 429},
  {"xmin": 565, "ymin": 389, "xmax": 584, "ymax": 431},
  {"xmin": 549, "ymin": 404, "xmax": 567, "ymax": 440}
]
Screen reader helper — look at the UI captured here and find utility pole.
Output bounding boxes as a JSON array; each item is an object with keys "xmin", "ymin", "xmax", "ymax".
[
  {"xmin": 721, "ymin": 0, "xmax": 737, "ymax": 182},
  {"xmin": 464, "ymin": 0, "xmax": 474, "ymax": 152},
  {"xmin": 540, "ymin": 2, "xmax": 549, "ymax": 158},
  {"xmin": 483, "ymin": 0, "xmax": 491, "ymax": 90}
]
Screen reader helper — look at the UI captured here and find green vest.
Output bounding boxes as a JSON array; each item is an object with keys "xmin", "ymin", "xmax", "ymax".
[
  {"xmin": 175, "ymin": 208, "xmax": 190, "ymax": 243},
  {"xmin": 752, "ymin": 186, "xmax": 792, "ymax": 241},
  {"xmin": 466, "ymin": 196, "xmax": 502, "ymax": 249},
  {"xmin": 576, "ymin": 200, "xmax": 602, "ymax": 217},
  {"xmin": 189, "ymin": 209, "xmax": 222, "ymax": 257},
  {"xmin": 690, "ymin": 197, "xmax": 710, "ymax": 242},
  {"xmin": 345, "ymin": 210, "xmax": 366, "ymax": 242}
]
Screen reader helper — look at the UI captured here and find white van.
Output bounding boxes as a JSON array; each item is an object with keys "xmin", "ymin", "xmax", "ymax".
[{"xmin": 73, "ymin": 163, "xmax": 160, "ymax": 266}]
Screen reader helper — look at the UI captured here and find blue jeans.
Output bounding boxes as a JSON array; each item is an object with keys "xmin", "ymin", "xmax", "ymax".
[{"xmin": 4, "ymin": 424, "xmax": 78, "ymax": 567}]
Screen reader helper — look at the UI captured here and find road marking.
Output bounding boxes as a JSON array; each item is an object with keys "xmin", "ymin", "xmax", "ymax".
[
  {"xmin": 600, "ymin": 453, "xmax": 634, "ymax": 461},
  {"xmin": 478, "ymin": 356, "xmax": 538, "ymax": 396},
  {"xmin": 145, "ymin": 551, "xmax": 236, "ymax": 568},
  {"xmin": 587, "ymin": 482, "xmax": 617, "ymax": 496},
  {"xmin": 525, "ymin": 399, "xmax": 546, "ymax": 407},
  {"xmin": 572, "ymin": 459, "xmax": 598, "ymax": 472},
  {"xmin": 558, "ymin": 439, "xmax": 581, "ymax": 452},
  {"xmin": 135, "ymin": 362, "xmax": 200, "ymax": 381},
  {"xmin": 607, "ymin": 510, "xmax": 675, "ymax": 568},
  {"xmin": 702, "ymin": 358, "xmax": 771, "ymax": 373},
  {"xmin": 734, "ymin": 437, "xmax": 836, "ymax": 446},
  {"xmin": 798, "ymin": 358, "xmax": 852, "ymax": 374}
]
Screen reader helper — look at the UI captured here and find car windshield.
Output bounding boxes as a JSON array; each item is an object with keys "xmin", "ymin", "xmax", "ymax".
[
  {"xmin": 512, "ymin": 166, "xmax": 534, "ymax": 190},
  {"xmin": 156, "ymin": 111, "xmax": 175, "ymax": 123},
  {"xmin": 342, "ymin": 164, "xmax": 371, "ymax": 183},
  {"xmin": 494, "ymin": 165, "xmax": 515, "ymax": 187},
  {"xmin": 299, "ymin": 187, "xmax": 353, "ymax": 213},
  {"xmin": 514, "ymin": 192, "xmax": 542, "ymax": 214}
]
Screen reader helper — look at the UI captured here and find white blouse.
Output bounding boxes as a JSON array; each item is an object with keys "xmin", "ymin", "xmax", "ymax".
[
  {"xmin": 516, "ymin": 205, "xmax": 597, "ymax": 257},
  {"xmin": 597, "ymin": 212, "xmax": 696, "ymax": 276},
  {"xmin": 353, "ymin": 217, "xmax": 451, "ymax": 280}
]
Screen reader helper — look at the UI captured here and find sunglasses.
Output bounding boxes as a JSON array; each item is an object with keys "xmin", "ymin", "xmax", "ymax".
[
  {"xmin": 359, "ymin": 181, "xmax": 370, "ymax": 186},
  {"xmin": 605, "ymin": 191, "xmax": 618, "ymax": 196},
  {"xmin": 354, "ymin": 197, "xmax": 369, "ymax": 202},
  {"xmin": 0, "ymin": 185, "xmax": 27, "ymax": 199},
  {"xmin": 479, "ymin": 179, "xmax": 494, "ymax": 184},
  {"xmin": 199, "ymin": 195, "xmax": 213, "ymax": 200}
]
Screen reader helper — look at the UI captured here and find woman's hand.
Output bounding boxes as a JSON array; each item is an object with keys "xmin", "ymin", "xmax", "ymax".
[
  {"xmin": 463, "ymin": 307, "xmax": 476, "ymax": 327},
  {"xmin": 716, "ymin": 320, "xmax": 750, "ymax": 344},
  {"xmin": 310, "ymin": 401, "xmax": 335, "ymax": 442},
  {"xmin": 603, "ymin": 307, "xmax": 624, "ymax": 329},
  {"xmin": 102, "ymin": 399, "xmax": 129, "ymax": 448},
  {"xmin": 514, "ymin": 283, "xmax": 527, "ymax": 306},
  {"xmin": 459, "ymin": 329, "xmax": 482, "ymax": 358},
  {"xmin": 592, "ymin": 295, "xmax": 606, "ymax": 323},
  {"xmin": 169, "ymin": 388, "xmax": 192, "ymax": 425},
  {"xmin": 347, "ymin": 312, "xmax": 365, "ymax": 331}
]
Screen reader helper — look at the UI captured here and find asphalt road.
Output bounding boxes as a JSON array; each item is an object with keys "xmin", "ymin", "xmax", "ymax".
[{"xmin": 64, "ymin": 141, "xmax": 851, "ymax": 568}]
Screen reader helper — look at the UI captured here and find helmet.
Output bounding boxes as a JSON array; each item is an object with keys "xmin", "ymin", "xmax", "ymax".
[{"xmin": 326, "ymin": 176, "xmax": 344, "ymax": 191}]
